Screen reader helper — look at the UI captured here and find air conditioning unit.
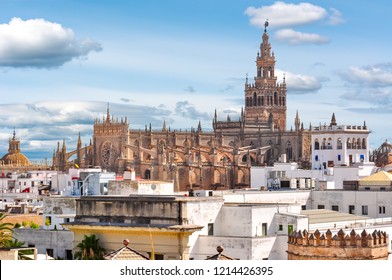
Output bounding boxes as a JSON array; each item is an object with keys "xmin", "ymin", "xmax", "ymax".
[{"xmin": 193, "ymin": 190, "xmax": 213, "ymax": 197}]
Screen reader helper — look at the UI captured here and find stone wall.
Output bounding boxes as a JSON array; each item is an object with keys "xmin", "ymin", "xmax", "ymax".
[{"xmin": 287, "ymin": 228, "xmax": 389, "ymax": 260}]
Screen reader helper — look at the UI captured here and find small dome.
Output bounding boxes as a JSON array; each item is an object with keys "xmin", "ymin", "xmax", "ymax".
[{"xmin": 1, "ymin": 152, "xmax": 30, "ymax": 166}]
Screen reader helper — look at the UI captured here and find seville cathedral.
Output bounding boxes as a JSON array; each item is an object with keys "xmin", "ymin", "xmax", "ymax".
[{"xmin": 52, "ymin": 22, "xmax": 312, "ymax": 191}]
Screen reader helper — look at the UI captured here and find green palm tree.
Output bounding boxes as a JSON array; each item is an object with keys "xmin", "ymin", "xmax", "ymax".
[
  {"xmin": 0, "ymin": 213, "xmax": 14, "ymax": 247},
  {"xmin": 2, "ymin": 239, "xmax": 35, "ymax": 259},
  {"xmin": 74, "ymin": 234, "xmax": 106, "ymax": 260}
]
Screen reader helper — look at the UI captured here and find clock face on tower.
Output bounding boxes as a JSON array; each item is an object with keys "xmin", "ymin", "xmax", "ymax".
[{"xmin": 100, "ymin": 141, "xmax": 117, "ymax": 167}]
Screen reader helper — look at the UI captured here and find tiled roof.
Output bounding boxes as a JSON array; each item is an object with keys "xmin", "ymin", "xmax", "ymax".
[
  {"xmin": 360, "ymin": 170, "xmax": 392, "ymax": 185},
  {"xmin": 103, "ymin": 240, "xmax": 149, "ymax": 260},
  {"xmin": 205, "ymin": 246, "xmax": 237, "ymax": 260},
  {"xmin": 206, "ymin": 253, "xmax": 236, "ymax": 260},
  {"xmin": 104, "ymin": 246, "xmax": 149, "ymax": 260}
]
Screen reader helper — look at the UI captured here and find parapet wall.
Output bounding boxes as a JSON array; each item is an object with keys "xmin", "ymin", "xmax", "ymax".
[{"xmin": 287, "ymin": 228, "xmax": 389, "ymax": 260}]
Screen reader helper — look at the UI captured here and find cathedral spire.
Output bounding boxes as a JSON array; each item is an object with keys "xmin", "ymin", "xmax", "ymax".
[
  {"xmin": 330, "ymin": 113, "xmax": 337, "ymax": 126},
  {"xmin": 62, "ymin": 138, "xmax": 66, "ymax": 152},
  {"xmin": 295, "ymin": 110, "xmax": 300, "ymax": 131},
  {"xmin": 106, "ymin": 103, "xmax": 111, "ymax": 123},
  {"xmin": 77, "ymin": 132, "xmax": 82, "ymax": 149},
  {"xmin": 162, "ymin": 120, "xmax": 167, "ymax": 132}
]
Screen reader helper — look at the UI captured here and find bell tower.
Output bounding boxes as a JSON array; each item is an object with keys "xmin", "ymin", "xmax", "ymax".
[{"xmin": 244, "ymin": 20, "xmax": 287, "ymax": 130}]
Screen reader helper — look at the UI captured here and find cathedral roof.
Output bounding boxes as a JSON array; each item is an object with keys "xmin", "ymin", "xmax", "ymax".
[
  {"xmin": 1, "ymin": 152, "xmax": 30, "ymax": 166},
  {"xmin": 1, "ymin": 130, "xmax": 30, "ymax": 166}
]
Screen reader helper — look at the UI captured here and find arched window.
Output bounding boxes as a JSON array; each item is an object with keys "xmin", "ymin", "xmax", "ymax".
[
  {"xmin": 314, "ymin": 139, "xmax": 320, "ymax": 150},
  {"xmin": 327, "ymin": 138, "xmax": 332, "ymax": 149},
  {"xmin": 347, "ymin": 138, "xmax": 352, "ymax": 149},
  {"xmin": 274, "ymin": 92, "xmax": 278, "ymax": 105},
  {"xmin": 261, "ymin": 96, "xmax": 264, "ymax": 106},
  {"xmin": 362, "ymin": 138, "xmax": 366, "ymax": 149},
  {"xmin": 253, "ymin": 92, "xmax": 257, "ymax": 106},
  {"xmin": 337, "ymin": 138, "xmax": 342, "ymax": 150},
  {"xmin": 352, "ymin": 138, "xmax": 357, "ymax": 149},
  {"xmin": 286, "ymin": 140, "xmax": 293, "ymax": 161},
  {"xmin": 322, "ymin": 138, "xmax": 327, "ymax": 149},
  {"xmin": 357, "ymin": 138, "xmax": 361, "ymax": 149}
]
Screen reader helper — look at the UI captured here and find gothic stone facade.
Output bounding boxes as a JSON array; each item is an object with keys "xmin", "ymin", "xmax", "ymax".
[{"xmin": 53, "ymin": 25, "xmax": 311, "ymax": 191}]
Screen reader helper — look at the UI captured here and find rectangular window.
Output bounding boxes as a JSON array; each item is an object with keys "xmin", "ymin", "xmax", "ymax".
[
  {"xmin": 332, "ymin": 205, "xmax": 339, "ymax": 211},
  {"xmin": 379, "ymin": 206, "xmax": 386, "ymax": 214},
  {"xmin": 301, "ymin": 205, "xmax": 306, "ymax": 210},
  {"xmin": 318, "ymin": 205, "xmax": 325, "ymax": 209},
  {"xmin": 262, "ymin": 223, "xmax": 268, "ymax": 236},
  {"xmin": 65, "ymin": 249, "xmax": 73, "ymax": 260},
  {"xmin": 338, "ymin": 155, "xmax": 341, "ymax": 161},
  {"xmin": 362, "ymin": 205, "xmax": 368, "ymax": 216},
  {"xmin": 349, "ymin": 205, "xmax": 355, "ymax": 214},
  {"xmin": 288, "ymin": 225, "xmax": 293, "ymax": 235},
  {"xmin": 278, "ymin": 224, "xmax": 283, "ymax": 231},
  {"xmin": 46, "ymin": 248, "xmax": 54, "ymax": 258},
  {"xmin": 208, "ymin": 223, "xmax": 214, "ymax": 236},
  {"xmin": 148, "ymin": 253, "xmax": 164, "ymax": 260}
]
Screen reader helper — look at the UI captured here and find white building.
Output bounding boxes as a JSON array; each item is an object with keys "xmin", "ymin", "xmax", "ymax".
[
  {"xmin": 251, "ymin": 161, "xmax": 376, "ymax": 190},
  {"xmin": 311, "ymin": 113, "xmax": 370, "ymax": 170}
]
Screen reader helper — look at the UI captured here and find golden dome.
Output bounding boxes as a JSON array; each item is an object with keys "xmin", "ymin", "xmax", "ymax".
[
  {"xmin": 1, "ymin": 152, "xmax": 30, "ymax": 166},
  {"xmin": 1, "ymin": 129, "xmax": 30, "ymax": 166}
]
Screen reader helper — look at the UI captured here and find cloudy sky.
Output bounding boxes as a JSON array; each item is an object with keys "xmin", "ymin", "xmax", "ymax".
[{"xmin": 0, "ymin": 0, "xmax": 391, "ymax": 162}]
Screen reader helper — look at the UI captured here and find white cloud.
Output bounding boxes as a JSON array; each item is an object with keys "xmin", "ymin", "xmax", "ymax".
[
  {"xmin": 245, "ymin": 2, "xmax": 327, "ymax": 28},
  {"xmin": 338, "ymin": 64, "xmax": 392, "ymax": 107},
  {"xmin": 276, "ymin": 70, "xmax": 322, "ymax": 93},
  {"xmin": 174, "ymin": 101, "xmax": 211, "ymax": 120},
  {"xmin": 0, "ymin": 17, "xmax": 102, "ymax": 68},
  {"xmin": 340, "ymin": 64, "xmax": 392, "ymax": 87},
  {"xmin": 275, "ymin": 29, "xmax": 330, "ymax": 45},
  {"xmin": 328, "ymin": 8, "xmax": 345, "ymax": 25}
]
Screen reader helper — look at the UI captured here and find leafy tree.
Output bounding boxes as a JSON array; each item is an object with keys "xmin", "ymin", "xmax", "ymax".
[
  {"xmin": 14, "ymin": 223, "xmax": 22, "ymax": 228},
  {"xmin": 74, "ymin": 234, "xmax": 106, "ymax": 260},
  {"xmin": 29, "ymin": 221, "xmax": 39, "ymax": 229},
  {"xmin": 0, "ymin": 213, "xmax": 14, "ymax": 247}
]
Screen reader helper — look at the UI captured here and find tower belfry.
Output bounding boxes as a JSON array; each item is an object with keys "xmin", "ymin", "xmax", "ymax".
[{"xmin": 244, "ymin": 20, "xmax": 287, "ymax": 130}]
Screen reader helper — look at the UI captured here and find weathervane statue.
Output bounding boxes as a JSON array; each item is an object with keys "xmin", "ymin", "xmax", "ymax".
[{"xmin": 264, "ymin": 19, "xmax": 269, "ymax": 33}]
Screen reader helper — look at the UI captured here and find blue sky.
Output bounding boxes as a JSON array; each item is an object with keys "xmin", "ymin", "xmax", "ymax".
[{"xmin": 0, "ymin": 0, "xmax": 391, "ymax": 162}]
